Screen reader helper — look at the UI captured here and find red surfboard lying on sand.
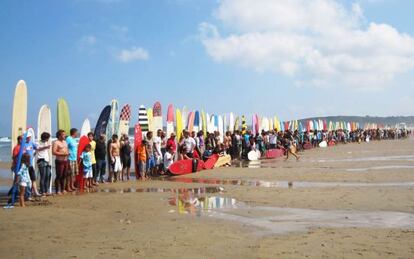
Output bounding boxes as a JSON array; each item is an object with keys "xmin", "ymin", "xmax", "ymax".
[
  {"xmin": 265, "ymin": 149, "xmax": 284, "ymax": 159},
  {"xmin": 77, "ymin": 135, "xmax": 90, "ymax": 192},
  {"xmin": 303, "ymin": 142, "xmax": 312, "ymax": 150},
  {"xmin": 328, "ymin": 140, "xmax": 336, "ymax": 146},
  {"xmin": 203, "ymin": 154, "xmax": 219, "ymax": 170},
  {"xmin": 168, "ymin": 159, "xmax": 205, "ymax": 175}
]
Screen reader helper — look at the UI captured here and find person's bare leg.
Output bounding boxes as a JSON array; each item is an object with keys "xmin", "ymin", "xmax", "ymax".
[
  {"xmin": 127, "ymin": 167, "xmax": 130, "ymax": 180},
  {"xmin": 32, "ymin": 181, "xmax": 40, "ymax": 196},
  {"xmin": 19, "ymin": 186, "xmax": 25, "ymax": 207},
  {"xmin": 71, "ymin": 175, "xmax": 76, "ymax": 190}
]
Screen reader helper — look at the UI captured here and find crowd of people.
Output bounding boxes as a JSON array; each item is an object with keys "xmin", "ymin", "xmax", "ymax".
[{"xmin": 6, "ymin": 125, "xmax": 411, "ymax": 208}]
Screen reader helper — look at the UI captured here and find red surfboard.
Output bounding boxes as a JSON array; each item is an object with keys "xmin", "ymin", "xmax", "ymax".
[
  {"xmin": 328, "ymin": 140, "xmax": 336, "ymax": 146},
  {"xmin": 134, "ymin": 124, "xmax": 142, "ymax": 178},
  {"xmin": 77, "ymin": 135, "xmax": 90, "ymax": 192},
  {"xmin": 303, "ymin": 142, "xmax": 312, "ymax": 150},
  {"xmin": 203, "ymin": 154, "xmax": 219, "ymax": 170},
  {"xmin": 265, "ymin": 149, "xmax": 284, "ymax": 159},
  {"xmin": 168, "ymin": 159, "xmax": 204, "ymax": 175}
]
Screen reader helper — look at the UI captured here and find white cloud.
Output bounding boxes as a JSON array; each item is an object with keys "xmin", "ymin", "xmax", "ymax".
[
  {"xmin": 117, "ymin": 47, "xmax": 149, "ymax": 62},
  {"xmin": 200, "ymin": 0, "xmax": 414, "ymax": 90}
]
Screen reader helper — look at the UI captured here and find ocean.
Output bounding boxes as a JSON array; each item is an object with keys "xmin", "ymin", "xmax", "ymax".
[{"xmin": 0, "ymin": 143, "xmax": 11, "ymax": 163}]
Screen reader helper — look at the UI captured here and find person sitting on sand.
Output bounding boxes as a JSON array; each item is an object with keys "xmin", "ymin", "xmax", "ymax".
[
  {"xmin": 163, "ymin": 147, "xmax": 174, "ymax": 173},
  {"xmin": 182, "ymin": 130, "xmax": 196, "ymax": 159}
]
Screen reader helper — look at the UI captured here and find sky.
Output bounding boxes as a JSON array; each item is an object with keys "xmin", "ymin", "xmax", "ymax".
[{"xmin": 1, "ymin": 0, "xmax": 414, "ymax": 136}]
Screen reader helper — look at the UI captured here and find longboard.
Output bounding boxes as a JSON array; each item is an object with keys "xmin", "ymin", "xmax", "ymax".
[
  {"xmin": 57, "ymin": 98, "xmax": 71, "ymax": 134},
  {"xmin": 118, "ymin": 104, "xmax": 132, "ymax": 137},
  {"xmin": 77, "ymin": 136, "xmax": 90, "ymax": 192},
  {"xmin": 168, "ymin": 159, "xmax": 204, "ymax": 175},
  {"xmin": 203, "ymin": 154, "xmax": 219, "ymax": 170},
  {"xmin": 214, "ymin": 154, "xmax": 231, "ymax": 168},
  {"xmin": 147, "ymin": 107, "xmax": 153, "ymax": 132},
  {"xmin": 11, "ymin": 80, "xmax": 27, "ymax": 153},
  {"xmin": 80, "ymin": 118, "xmax": 91, "ymax": 137},
  {"xmin": 106, "ymin": 99, "xmax": 119, "ymax": 141},
  {"xmin": 265, "ymin": 149, "xmax": 284, "ymax": 159},
  {"xmin": 175, "ymin": 109, "xmax": 183, "ymax": 140},
  {"xmin": 194, "ymin": 111, "xmax": 201, "ymax": 133},
  {"xmin": 94, "ymin": 105, "xmax": 111, "ymax": 138},
  {"xmin": 166, "ymin": 104, "xmax": 175, "ymax": 138},
  {"xmin": 37, "ymin": 105, "xmax": 53, "ymax": 193},
  {"xmin": 138, "ymin": 105, "xmax": 149, "ymax": 137},
  {"xmin": 201, "ymin": 110, "xmax": 207, "ymax": 138},
  {"xmin": 152, "ymin": 101, "xmax": 163, "ymax": 132},
  {"xmin": 134, "ymin": 124, "xmax": 142, "ymax": 178},
  {"xmin": 187, "ymin": 111, "xmax": 195, "ymax": 132}
]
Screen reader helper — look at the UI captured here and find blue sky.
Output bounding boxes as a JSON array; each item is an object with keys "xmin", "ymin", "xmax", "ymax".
[{"xmin": 1, "ymin": 0, "xmax": 414, "ymax": 136}]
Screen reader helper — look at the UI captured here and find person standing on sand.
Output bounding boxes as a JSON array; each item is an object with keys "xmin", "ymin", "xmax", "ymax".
[
  {"xmin": 87, "ymin": 132, "xmax": 98, "ymax": 186},
  {"xmin": 95, "ymin": 134, "xmax": 106, "ymax": 183},
  {"xmin": 182, "ymin": 130, "xmax": 196, "ymax": 159},
  {"xmin": 109, "ymin": 134, "xmax": 122, "ymax": 182},
  {"xmin": 52, "ymin": 130, "xmax": 69, "ymax": 195},
  {"xmin": 283, "ymin": 131, "xmax": 300, "ymax": 161},
  {"xmin": 37, "ymin": 132, "xmax": 52, "ymax": 196},
  {"xmin": 66, "ymin": 128, "xmax": 78, "ymax": 192},
  {"xmin": 153, "ymin": 130, "xmax": 163, "ymax": 174},
  {"xmin": 145, "ymin": 131, "xmax": 156, "ymax": 177},
  {"xmin": 166, "ymin": 132, "xmax": 177, "ymax": 161},
  {"xmin": 15, "ymin": 154, "xmax": 31, "ymax": 208},
  {"xmin": 120, "ymin": 134, "xmax": 132, "ymax": 180},
  {"xmin": 24, "ymin": 131, "xmax": 41, "ymax": 197}
]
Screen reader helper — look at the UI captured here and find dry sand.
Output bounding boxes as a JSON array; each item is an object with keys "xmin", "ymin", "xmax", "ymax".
[{"xmin": 0, "ymin": 138, "xmax": 413, "ymax": 258}]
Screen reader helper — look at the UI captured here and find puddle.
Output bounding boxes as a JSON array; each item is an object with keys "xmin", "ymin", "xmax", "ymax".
[
  {"xmin": 210, "ymin": 206, "xmax": 414, "ymax": 235},
  {"xmin": 95, "ymin": 186, "xmax": 224, "ymax": 194},
  {"xmin": 316, "ymin": 155, "xmax": 414, "ymax": 163},
  {"xmin": 161, "ymin": 177, "xmax": 414, "ymax": 189},
  {"xmin": 164, "ymin": 188, "xmax": 414, "ymax": 234},
  {"xmin": 346, "ymin": 165, "xmax": 414, "ymax": 172}
]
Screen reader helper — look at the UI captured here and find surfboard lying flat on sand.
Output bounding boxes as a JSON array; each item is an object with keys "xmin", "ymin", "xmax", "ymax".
[
  {"xmin": 203, "ymin": 154, "xmax": 219, "ymax": 170},
  {"xmin": 248, "ymin": 150, "xmax": 261, "ymax": 161},
  {"xmin": 11, "ymin": 80, "xmax": 27, "ymax": 152},
  {"xmin": 57, "ymin": 98, "xmax": 71, "ymax": 135},
  {"xmin": 265, "ymin": 149, "xmax": 284, "ymax": 159},
  {"xmin": 168, "ymin": 159, "xmax": 204, "ymax": 175},
  {"xmin": 214, "ymin": 154, "xmax": 231, "ymax": 168}
]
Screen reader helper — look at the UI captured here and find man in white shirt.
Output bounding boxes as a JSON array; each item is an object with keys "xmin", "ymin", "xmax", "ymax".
[{"xmin": 183, "ymin": 130, "xmax": 196, "ymax": 159}]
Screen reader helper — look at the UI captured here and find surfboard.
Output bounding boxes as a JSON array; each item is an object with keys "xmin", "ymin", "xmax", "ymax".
[
  {"xmin": 223, "ymin": 114, "xmax": 227, "ymax": 134},
  {"xmin": 11, "ymin": 80, "xmax": 27, "ymax": 152},
  {"xmin": 262, "ymin": 117, "xmax": 270, "ymax": 132},
  {"xmin": 166, "ymin": 104, "xmax": 175, "ymax": 138},
  {"xmin": 80, "ymin": 118, "xmax": 91, "ymax": 137},
  {"xmin": 328, "ymin": 140, "xmax": 336, "ymax": 146},
  {"xmin": 175, "ymin": 109, "xmax": 183, "ymax": 140},
  {"xmin": 77, "ymin": 136, "xmax": 90, "ymax": 192},
  {"xmin": 187, "ymin": 111, "xmax": 195, "ymax": 133},
  {"xmin": 252, "ymin": 114, "xmax": 257, "ymax": 136},
  {"xmin": 303, "ymin": 142, "xmax": 312, "ymax": 150},
  {"xmin": 194, "ymin": 111, "xmax": 200, "ymax": 133},
  {"xmin": 201, "ymin": 110, "xmax": 207, "ymax": 137},
  {"xmin": 118, "ymin": 104, "xmax": 131, "ymax": 137},
  {"xmin": 214, "ymin": 154, "xmax": 231, "ymax": 168},
  {"xmin": 206, "ymin": 113, "xmax": 211, "ymax": 133},
  {"xmin": 94, "ymin": 105, "xmax": 111, "ymax": 139},
  {"xmin": 241, "ymin": 115, "xmax": 247, "ymax": 135},
  {"xmin": 265, "ymin": 149, "xmax": 284, "ymax": 159},
  {"xmin": 218, "ymin": 115, "xmax": 224, "ymax": 142},
  {"xmin": 106, "ymin": 99, "xmax": 119, "ymax": 141},
  {"xmin": 181, "ymin": 106, "xmax": 188, "ymax": 129},
  {"xmin": 134, "ymin": 124, "xmax": 142, "ymax": 178},
  {"xmin": 37, "ymin": 104, "xmax": 53, "ymax": 193},
  {"xmin": 213, "ymin": 115, "xmax": 219, "ymax": 132},
  {"xmin": 138, "ymin": 105, "xmax": 149, "ymax": 138},
  {"xmin": 234, "ymin": 116, "xmax": 240, "ymax": 132},
  {"xmin": 147, "ymin": 107, "xmax": 153, "ymax": 132},
  {"xmin": 319, "ymin": 141, "xmax": 328, "ymax": 148},
  {"xmin": 247, "ymin": 150, "xmax": 260, "ymax": 161},
  {"xmin": 229, "ymin": 113, "xmax": 234, "ymax": 133},
  {"xmin": 152, "ymin": 101, "xmax": 163, "ymax": 132},
  {"xmin": 168, "ymin": 159, "xmax": 204, "ymax": 175},
  {"xmin": 203, "ymin": 154, "xmax": 219, "ymax": 170},
  {"xmin": 57, "ymin": 98, "xmax": 71, "ymax": 135}
]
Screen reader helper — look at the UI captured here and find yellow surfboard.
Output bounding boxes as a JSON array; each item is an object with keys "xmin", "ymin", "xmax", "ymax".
[
  {"xmin": 147, "ymin": 107, "xmax": 153, "ymax": 132},
  {"xmin": 11, "ymin": 80, "xmax": 27, "ymax": 152},
  {"xmin": 201, "ymin": 110, "xmax": 207, "ymax": 138},
  {"xmin": 57, "ymin": 98, "xmax": 71, "ymax": 135},
  {"xmin": 175, "ymin": 109, "xmax": 183, "ymax": 141},
  {"xmin": 241, "ymin": 115, "xmax": 247, "ymax": 135}
]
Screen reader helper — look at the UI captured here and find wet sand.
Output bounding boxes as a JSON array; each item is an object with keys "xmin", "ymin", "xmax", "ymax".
[{"xmin": 0, "ymin": 138, "xmax": 413, "ymax": 258}]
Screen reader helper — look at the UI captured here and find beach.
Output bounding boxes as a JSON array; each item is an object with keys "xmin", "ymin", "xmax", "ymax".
[{"xmin": 1, "ymin": 138, "xmax": 413, "ymax": 258}]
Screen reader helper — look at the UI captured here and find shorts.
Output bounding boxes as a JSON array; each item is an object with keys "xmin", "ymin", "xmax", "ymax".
[
  {"xmin": 83, "ymin": 168, "xmax": 93, "ymax": 178},
  {"xmin": 111, "ymin": 156, "xmax": 123, "ymax": 172},
  {"xmin": 147, "ymin": 155, "xmax": 155, "ymax": 169},
  {"xmin": 19, "ymin": 182, "xmax": 28, "ymax": 187},
  {"xmin": 155, "ymin": 155, "xmax": 163, "ymax": 165},
  {"xmin": 69, "ymin": 160, "xmax": 79, "ymax": 176},
  {"xmin": 29, "ymin": 166, "xmax": 36, "ymax": 181},
  {"xmin": 138, "ymin": 160, "xmax": 146, "ymax": 176},
  {"xmin": 121, "ymin": 156, "xmax": 131, "ymax": 168}
]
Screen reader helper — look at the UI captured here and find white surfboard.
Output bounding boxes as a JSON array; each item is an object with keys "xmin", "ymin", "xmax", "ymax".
[
  {"xmin": 319, "ymin": 141, "xmax": 328, "ymax": 148},
  {"xmin": 229, "ymin": 113, "xmax": 234, "ymax": 133},
  {"xmin": 11, "ymin": 80, "xmax": 27, "ymax": 152},
  {"xmin": 80, "ymin": 118, "xmax": 91, "ymax": 137},
  {"xmin": 218, "ymin": 115, "xmax": 224, "ymax": 143}
]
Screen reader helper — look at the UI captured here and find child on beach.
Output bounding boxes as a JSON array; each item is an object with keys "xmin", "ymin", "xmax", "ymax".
[
  {"xmin": 137, "ymin": 140, "xmax": 147, "ymax": 180},
  {"xmin": 15, "ymin": 154, "xmax": 31, "ymax": 207},
  {"xmin": 80, "ymin": 144, "xmax": 93, "ymax": 188}
]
